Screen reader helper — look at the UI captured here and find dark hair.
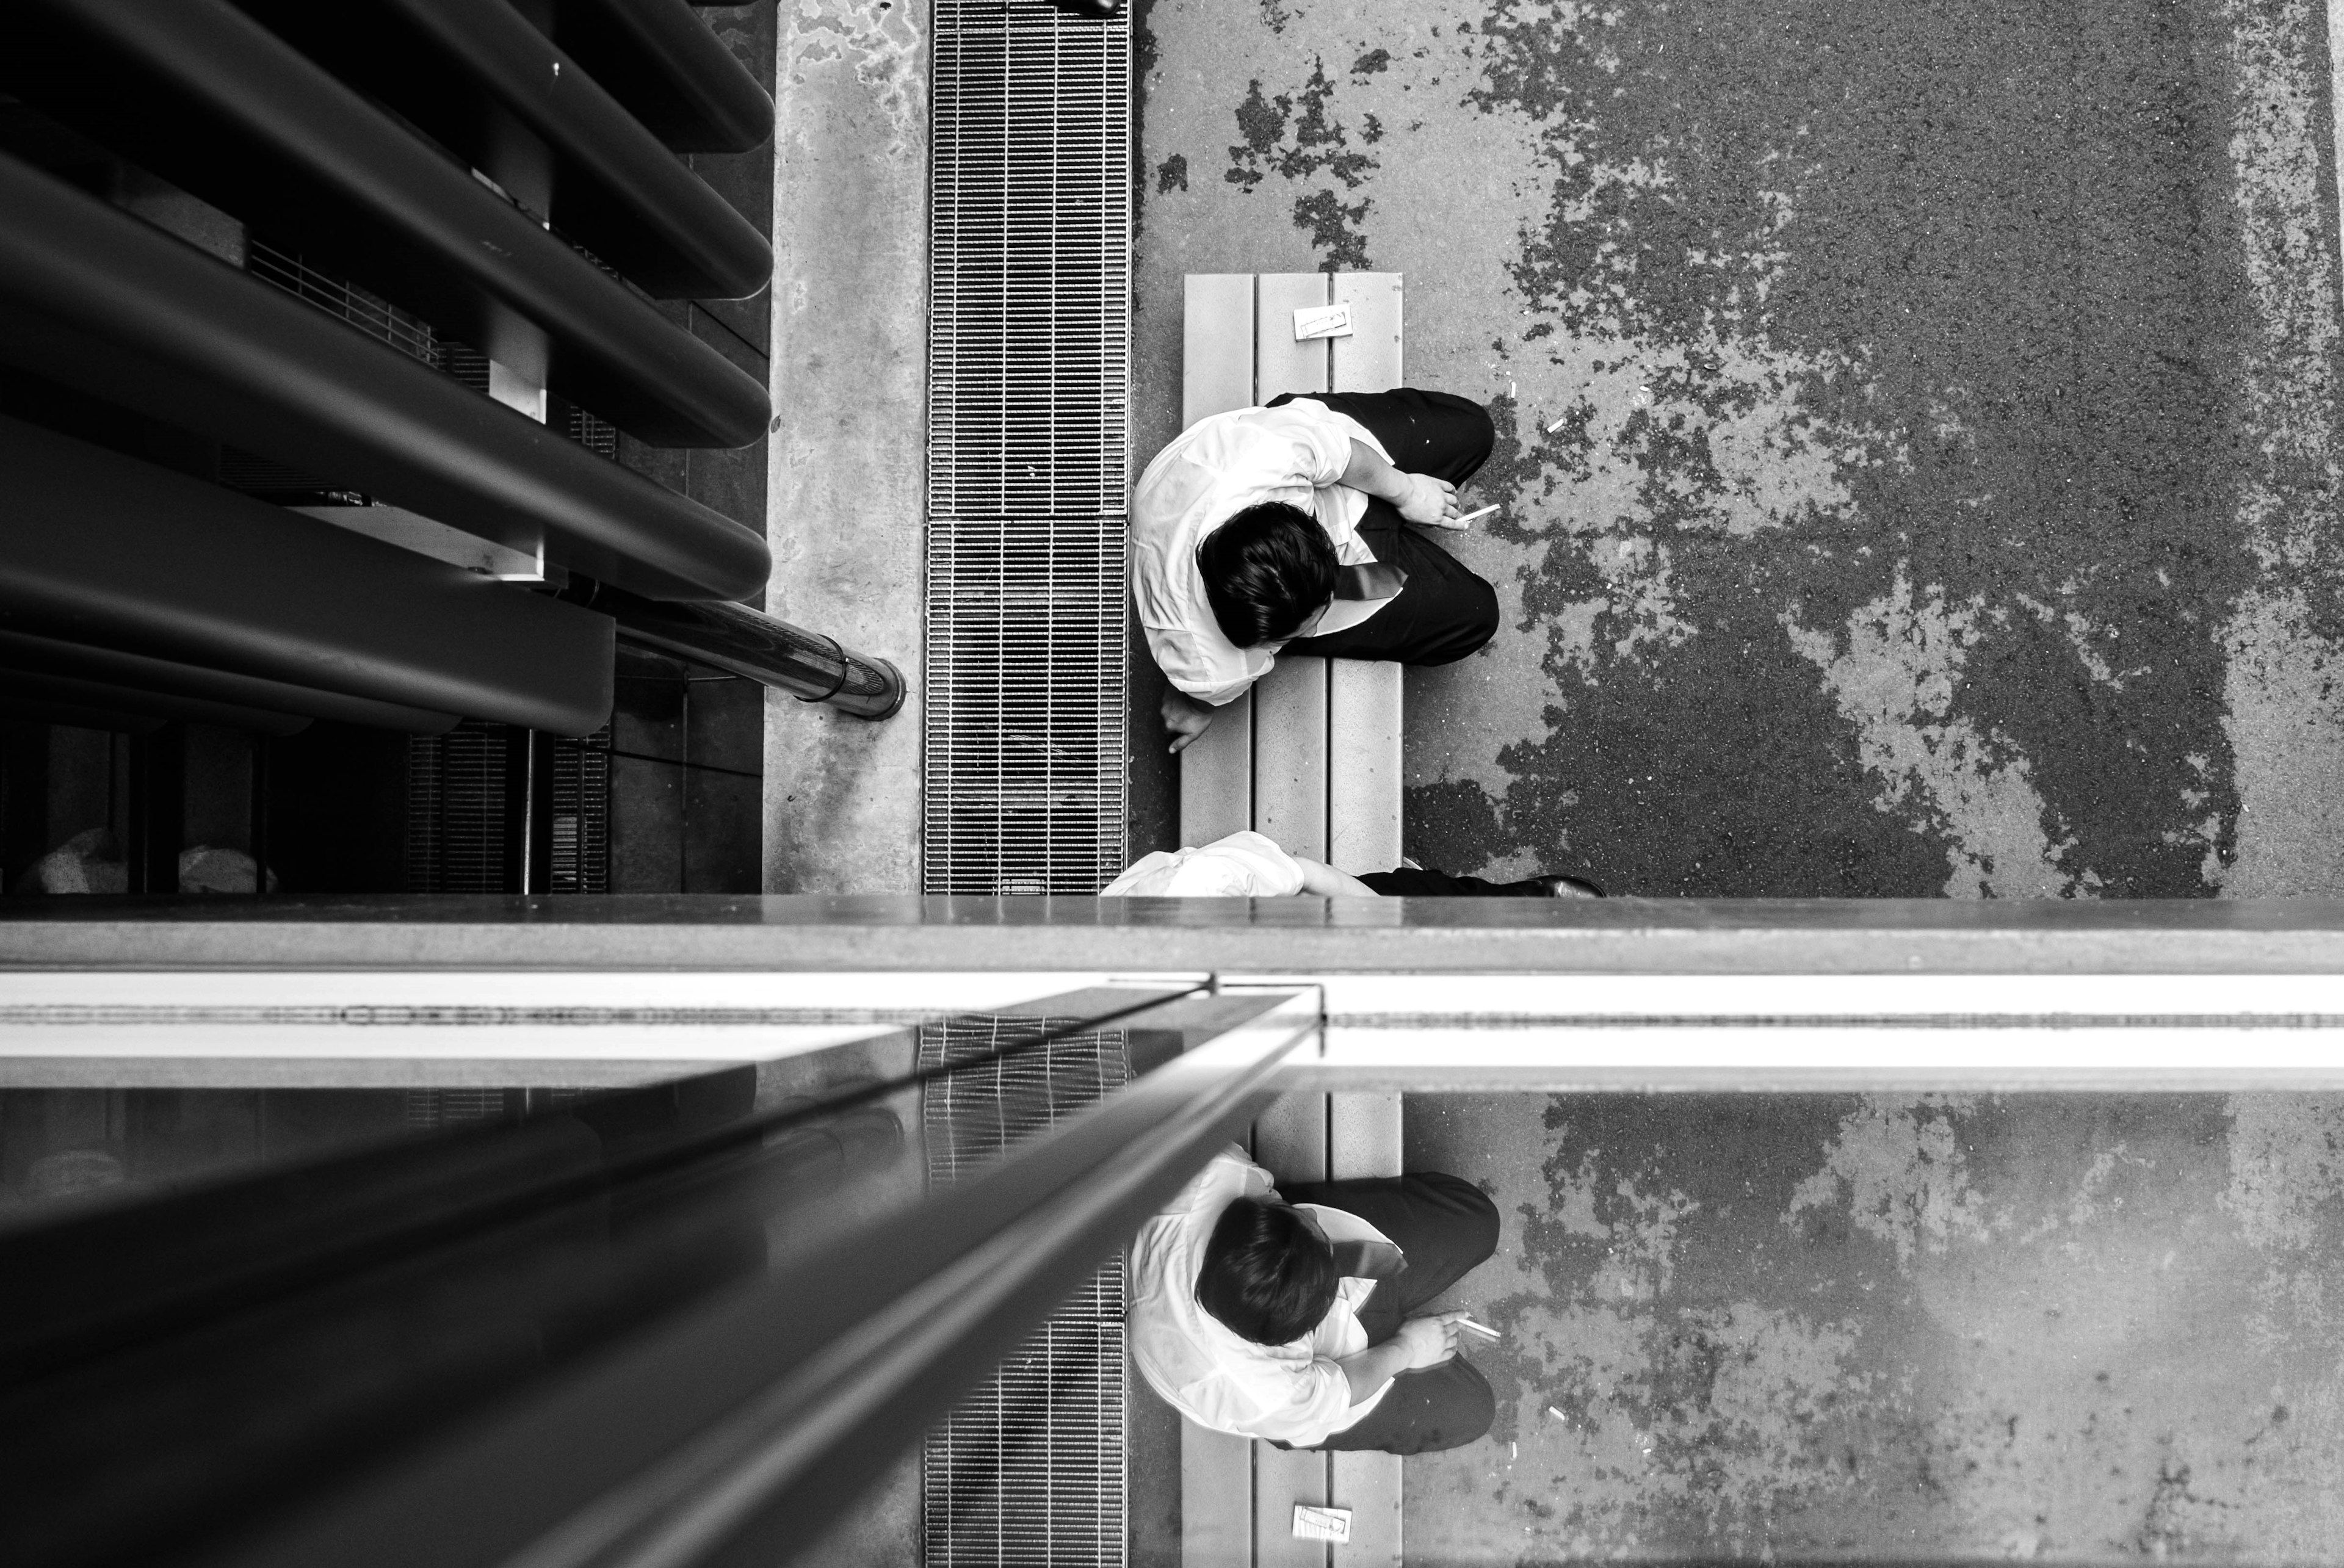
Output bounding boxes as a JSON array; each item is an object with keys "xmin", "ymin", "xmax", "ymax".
[
  {"xmin": 1196, "ymin": 1198, "xmax": 1337, "ymax": 1345},
  {"xmin": 1195, "ymin": 503, "xmax": 1339, "ymax": 648}
]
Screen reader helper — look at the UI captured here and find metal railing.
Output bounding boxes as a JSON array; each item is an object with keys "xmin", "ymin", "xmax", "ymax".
[{"xmin": 0, "ymin": 985, "xmax": 1315, "ymax": 1568}]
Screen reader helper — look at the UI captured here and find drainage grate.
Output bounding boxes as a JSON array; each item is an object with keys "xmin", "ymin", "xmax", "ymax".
[
  {"xmin": 921, "ymin": 1016, "xmax": 1129, "ymax": 1567},
  {"xmin": 924, "ymin": 0, "xmax": 1131, "ymax": 895},
  {"xmin": 404, "ymin": 720, "xmax": 512, "ymax": 893}
]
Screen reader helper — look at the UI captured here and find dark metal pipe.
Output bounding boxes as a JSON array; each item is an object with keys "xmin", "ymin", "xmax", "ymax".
[{"xmin": 572, "ymin": 582, "xmax": 908, "ymax": 720}]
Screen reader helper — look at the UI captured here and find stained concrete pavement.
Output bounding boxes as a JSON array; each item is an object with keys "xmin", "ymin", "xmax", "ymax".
[
  {"xmin": 1132, "ymin": 0, "xmax": 2344, "ymax": 896},
  {"xmin": 1406, "ymin": 1091, "xmax": 2344, "ymax": 1562}
]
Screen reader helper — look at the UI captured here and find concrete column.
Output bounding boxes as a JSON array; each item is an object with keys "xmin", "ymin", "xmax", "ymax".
[{"xmin": 761, "ymin": 0, "xmax": 927, "ymax": 894}]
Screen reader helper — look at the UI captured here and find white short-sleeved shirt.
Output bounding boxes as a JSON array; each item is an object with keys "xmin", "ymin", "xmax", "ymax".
[
  {"xmin": 1128, "ymin": 1146, "xmax": 1398, "ymax": 1446},
  {"xmin": 1098, "ymin": 831, "xmax": 1307, "ymax": 897},
  {"xmin": 1131, "ymin": 402, "xmax": 1394, "ymax": 706}
]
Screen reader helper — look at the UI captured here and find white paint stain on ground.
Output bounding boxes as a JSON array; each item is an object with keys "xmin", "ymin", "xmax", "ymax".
[
  {"xmin": 1783, "ymin": 574, "xmax": 2076, "ymax": 897},
  {"xmin": 1785, "ymin": 1094, "xmax": 1995, "ymax": 1267},
  {"xmin": 2215, "ymin": 0, "xmax": 2344, "ymax": 895}
]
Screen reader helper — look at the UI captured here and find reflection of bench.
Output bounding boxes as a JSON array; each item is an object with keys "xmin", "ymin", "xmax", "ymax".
[
  {"xmin": 1182, "ymin": 1090, "xmax": 1404, "ymax": 1568},
  {"xmin": 1176, "ymin": 273, "xmax": 1404, "ymax": 876}
]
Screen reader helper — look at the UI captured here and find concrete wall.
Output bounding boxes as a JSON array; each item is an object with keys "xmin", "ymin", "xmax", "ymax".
[{"xmin": 762, "ymin": 0, "xmax": 930, "ymax": 894}]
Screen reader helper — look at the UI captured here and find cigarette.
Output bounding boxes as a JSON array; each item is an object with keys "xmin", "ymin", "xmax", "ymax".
[
  {"xmin": 1545, "ymin": 414, "xmax": 1569, "ymax": 432},
  {"xmin": 1453, "ymin": 504, "xmax": 1497, "ymax": 525},
  {"xmin": 1459, "ymin": 1316, "xmax": 1502, "ymax": 1340}
]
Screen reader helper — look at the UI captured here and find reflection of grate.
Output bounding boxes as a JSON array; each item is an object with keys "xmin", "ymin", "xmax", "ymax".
[
  {"xmin": 440, "ymin": 342, "xmax": 492, "ymax": 395},
  {"xmin": 215, "ymin": 445, "xmax": 367, "ymax": 505},
  {"xmin": 405, "ymin": 723, "xmax": 612, "ymax": 894},
  {"xmin": 921, "ymin": 1017, "xmax": 1128, "ymax": 1568},
  {"xmin": 563, "ymin": 402, "xmax": 619, "ymax": 461},
  {"xmin": 402, "ymin": 1089, "xmax": 511, "ymax": 1129},
  {"xmin": 549, "ymin": 729, "xmax": 611, "ymax": 894},
  {"xmin": 925, "ymin": 0, "xmax": 1129, "ymax": 896},
  {"xmin": 404, "ymin": 720, "xmax": 511, "ymax": 893}
]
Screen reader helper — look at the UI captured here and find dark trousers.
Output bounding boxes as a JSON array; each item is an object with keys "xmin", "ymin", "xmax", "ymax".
[
  {"xmin": 1358, "ymin": 868, "xmax": 1552, "ymax": 897},
  {"xmin": 1278, "ymin": 1171, "xmax": 1500, "ymax": 1454},
  {"xmin": 1267, "ymin": 389, "xmax": 1501, "ymax": 667}
]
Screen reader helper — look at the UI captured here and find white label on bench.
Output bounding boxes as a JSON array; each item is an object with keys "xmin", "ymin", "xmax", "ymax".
[
  {"xmin": 1293, "ymin": 1505, "xmax": 1353, "ymax": 1543},
  {"xmin": 1293, "ymin": 303, "xmax": 1353, "ymax": 341}
]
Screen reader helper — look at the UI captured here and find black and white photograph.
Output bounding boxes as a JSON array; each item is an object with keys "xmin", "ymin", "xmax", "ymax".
[{"xmin": 2, "ymin": 0, "xmax": 2342, "ymax": 1563}]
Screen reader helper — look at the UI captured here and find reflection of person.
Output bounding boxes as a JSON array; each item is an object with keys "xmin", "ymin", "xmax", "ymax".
[
  {"xmin": 1130, "ymin": 1143, "xmax": 1500, "ymax": 1453},
  {"xmin": 1133, "ymin": 389, "xmax": 1502, "ymax": 754},
  {"xmin": 1099, "ymin": 829, "xmax": 1602, "ymax": 898}
]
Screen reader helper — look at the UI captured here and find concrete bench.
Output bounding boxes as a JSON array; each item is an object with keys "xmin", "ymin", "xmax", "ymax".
[
  {"xmin": 1181, "ymin": 1090, "xmax": 1405, "ymax": 1568},
  {"xmin": 1176, "ymin": 273, "xmax": 1405, "ymax": 874}
]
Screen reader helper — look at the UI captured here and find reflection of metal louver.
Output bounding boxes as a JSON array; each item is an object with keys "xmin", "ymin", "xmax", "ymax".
[
  {"xmin": 921, "ymin": 1016, "xmax": 1129, "ymax": 1568},
  {"xmin": 925, "ymin": 0, "xmax": 1130, "ymax": 895}
]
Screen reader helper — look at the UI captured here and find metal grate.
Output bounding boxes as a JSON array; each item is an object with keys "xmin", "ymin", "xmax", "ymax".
[
  {"xmin": 925, "ymin": 0, "xmax": 1131, "ymax": 895},
  {"xmin": 549, "ymin": 729, "xmax": 612, "ymax": 894},
  {"xmin": 921, "ymin": 1017, "xmax": 1129, "ymax": 1568},
  {"xmin": 403, "ymin": 720, "xmax": 512, "ymax": 894}
]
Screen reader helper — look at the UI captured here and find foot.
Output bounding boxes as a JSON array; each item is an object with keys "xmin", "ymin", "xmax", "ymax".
[{"xmin": 1530, "ymin": 873, "xmax": 1604, "ymax": 899}]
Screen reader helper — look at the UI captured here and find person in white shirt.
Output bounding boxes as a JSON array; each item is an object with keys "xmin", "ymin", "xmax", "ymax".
[
  {"xmin": 1099, "ymin": 830, "xmax": 1604, "ymax": 898},
  {"xmin": 1132, "ymin": 388, "xmax": 1502, "ymax": 755},
  {"xmin": 1128, "ymin": 1143, "xmax": 1501, "ymax": 1453}
]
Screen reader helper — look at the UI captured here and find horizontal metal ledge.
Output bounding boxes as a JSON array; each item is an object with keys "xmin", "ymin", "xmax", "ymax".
[
  {"xmin": 548, "ymin": 0, "xmax": 775, "ymax": 154},
  {"xmin": 0, "ymin": 153, "xmax": 769, "ymax": 601},
  {"xmin": 9, "ymin": 0, "xmax": 771, "ymax": 447},
  {"xmin": 0, "ymin": 627, "xmax": 459, "ymax": 734},
  {"xmin": 5, "ymin": 895, "xmax": 2344, "ymax": 973},
  {"xmin": 229, "ymin": 0, "xmax": 772, "ymax": 299},
  {"xmin": 0, "ymin": 414, "xmax": 615, "ymax": 735},
  {"xmin": 1, "ymin": 666, "xmax": 311, "ymax": 737}
]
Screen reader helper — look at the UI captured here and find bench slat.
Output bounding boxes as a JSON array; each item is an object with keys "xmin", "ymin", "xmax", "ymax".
[
  {"xmin": 1179, "ymin": 686, "xmax": 1254, "ymax": 848},
  {"xmin": 1252, "ymin": 656, "xmax": 1330, "ymax": 861},
  {"xmin": 1327, "ymin": 1089, "xmax": 1404, "ymax": 1566},
  {"xmin": 1330, "ymin": 273, "xmax": 1403, "ymax": 394},
  {"xmin": 1184, "ymin": 273, "xmax": 1257, "ymax": 429},
  {"xmin": 1327, "ymin": 659, "xmax": 1403, "ymax": 872},
  {"xmin": 1256, "ymin": 272, "xmax": 1331, "ymax": 405},
  {"xmin": 1181, "ymin": 1425, "xmax": 1254, "ymax": 1568}
]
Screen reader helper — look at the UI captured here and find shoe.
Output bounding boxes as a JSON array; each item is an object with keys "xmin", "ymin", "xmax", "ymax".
[{"xmin": 1530, "ymin": 873, "xmax": 1604, "ymax": 899}]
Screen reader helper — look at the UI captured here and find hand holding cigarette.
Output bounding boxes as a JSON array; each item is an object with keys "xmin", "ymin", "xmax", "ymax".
[{"xmin": 1420, "ymin": 502, "xmax": 1497, "ymax": 533}]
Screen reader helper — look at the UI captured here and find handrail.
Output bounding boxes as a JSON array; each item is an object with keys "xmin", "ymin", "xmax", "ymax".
[{"xmin": 0, "ymin": 987, "xmax": 1317, "ymax": 1568}]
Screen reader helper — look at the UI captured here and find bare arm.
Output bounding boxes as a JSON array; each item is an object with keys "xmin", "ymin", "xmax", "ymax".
[
  {"xmin": 1293, "ymin": 857, "xmax": 1380, "ymax": 897},
  {"xmin": 1160, "ymin": 687, "xmax": 1215, "ymax": 754},
  {"xmin": 1335, "ymin": 1312, "xmax": 1467, "ymax": 1403},
  {"xmin": 1340, "ymin": 439, "xmax": 1460, "ymax": 527}
]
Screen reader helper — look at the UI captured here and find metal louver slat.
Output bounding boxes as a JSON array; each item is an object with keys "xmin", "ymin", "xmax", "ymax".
[{"xmin": 925, "ymin": 0, "xmax": 1130, "ymax": 896}]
